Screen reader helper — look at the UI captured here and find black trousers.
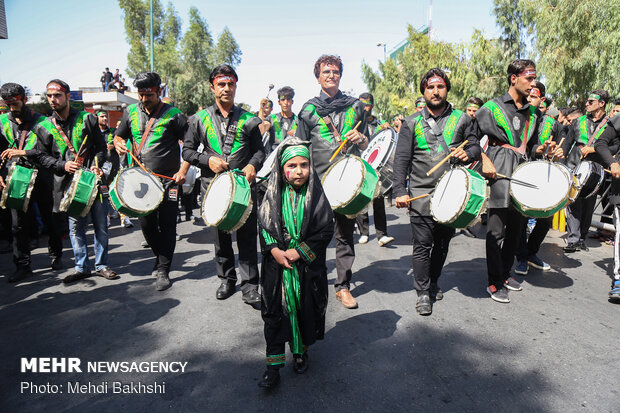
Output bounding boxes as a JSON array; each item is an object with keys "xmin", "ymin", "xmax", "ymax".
[
  {"xmin": 214, "ymin": 187, "xmax": 258, "ymax": 292},
  {"xmin": 138, "ymin": 195, "xmax": 178, "ymax": 272},
  {"xmin": 516, "ymin": 217, "xmax": 551, "ymax": 261},
  {"xmin": 334, "ymin": 212, "xmax": 356, "ymax": 291},
  {"xmin": 410, "ymin": 215, "xmax": 455, "ymax": 293},
  {"xmin": 12, "ymin": 179, "xmax": 63, "ymax": 268},
  {"xmin": 355, "ymin": 196, "xmax": 388, "ymax": 238},
  {"xmin": 565, "ymin": 196, "xmax": 596, "ymax": 244},
  {"xmin": 486, "ymin": 207, "xmax": 526, "ymax": 288}
]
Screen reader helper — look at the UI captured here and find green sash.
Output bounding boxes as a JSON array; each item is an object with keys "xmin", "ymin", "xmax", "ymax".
[
  {"xmin": 196, "ymin": 109, "xmax": 255, "ymax": 156},
  {"xmin": 303, "ymin": 105, "xmax": 356, "ymax": 144},
  {"xmin": 539, "ymin": 115, "xmax": 556, "ymax": 144},
  {"xmin": 271, "ymin": 113, "xmax": 297, "ymax": 143},
  {"xmin": 0, "ymin": 113, "xmax": 43, "ymax": 150},
  {"xmin": 39, "ymin": 111, "xmax": 89, "ymax": 156},
  {"xmin": 127, "ymin": 104, "xmax": 181, "ymax": 149},
  {"xmin": 578, "ymin": 115, "xmax": 589, "ymax": 145},
  {"xmin": 414, "ymin": 109, "xmax": 464, "ymax": 153},
  {"xmin": 483, "ymin": 101, "xmax": 536, "ymax": 146}
]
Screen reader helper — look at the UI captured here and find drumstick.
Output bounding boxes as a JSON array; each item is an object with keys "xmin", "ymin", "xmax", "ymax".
[
  {"xmin": 94, "ymin": 157, "xmax": 103, "ymax": 203},
  {"xmin": 404, "ymin": 193, "xmax": 430, "ymax": 203},
  {"xmin": 329, "ymin": 121, "xmax": 363, "ymax": 162},
  {"xmin": 550, "ymin": 137, "xmax": 565, "ymax": 162},
  {"xmin": 128, "ymin": 151, "xmax": 176, "ymax": 181},
  {"xmin": 426, "ymin": 140, "xmax": 468, "ymax": 176},
  {"xmin": 496, "ymin": 173, "xmax": 539, "ymax": 189}
]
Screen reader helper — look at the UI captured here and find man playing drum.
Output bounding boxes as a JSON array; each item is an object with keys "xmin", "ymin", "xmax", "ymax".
[
  {"xmin": 114, "ymin": 72, "xmax": 190, "ymax": 291},
  {"xmin": 514, "ymin": 81, "xmax": 562, "ymax": 275},
  {"xmin": 32, "ymin": 79, "xmax": 115, "ymax": 284},
  {"xmin": 561, "ymin": 89, "xmax": 611, "ymax": 253},
  {"xmin": 355, "ymin": 92, "xmax": 394, "ymax": 247},
  {"xmin": 296, "ymin": 54, "xmax": 369, "ymax": 309},
  {"xmin": 182, "ymin": 64, "xmax": 265, "ymax": 306},
  {"xmin": 393, "ymin": 68, "xmax": 481, "ymax": 315},
  {"xmin": 0, "ymin": 82, "xmax": 64, "ymax": 282},
  {"xmin": 476, "ymin": 60, "xmax": 555, "ymax": 303},
  {"xmin": 593, "ymin": 113, "xmax": 620, "ymax": 301}
]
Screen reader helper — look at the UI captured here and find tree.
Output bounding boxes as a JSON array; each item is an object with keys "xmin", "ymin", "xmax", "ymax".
[{"xmin": 118, "ymin": 1, "xmax": 243, "ymax": 115}]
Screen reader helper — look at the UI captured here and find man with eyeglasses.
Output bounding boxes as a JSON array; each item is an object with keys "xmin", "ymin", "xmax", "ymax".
[
  {"xmin": 561, "ymin": 89, "xmax": 610, "ymax": 253},
  {"xmin": 271, "ymin": 86, "xmax": 297, "ymax": 150},
  {"xmin": 296, "ymin": 54, "xmax": 369, "ymax": 309}
]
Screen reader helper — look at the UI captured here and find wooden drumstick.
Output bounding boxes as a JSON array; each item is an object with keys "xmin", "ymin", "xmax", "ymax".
[
  {"xmin": 550, "ymin": 137, "xmax": 565, "ymax": 162},
  {"xmin": 404, "ymin": 193, "xmax": 430, "ymax": 203},
  {"xmin": 94, "ymin": 157, "xmax": 103, "ymax": 203},
  {"xmin": 128, "ymin": 151, "xmax": 176, "ymax": 181},
  {"xmin": 329, "ymin": 121, "xmax": 363, "ymax": 162},
  {"xmin": 426, "ymin": 140, "xmax": 468, "ymax": 176}
]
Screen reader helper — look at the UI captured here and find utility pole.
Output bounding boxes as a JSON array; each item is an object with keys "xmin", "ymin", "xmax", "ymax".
[
  {"xmin": 428, "ymin": 0, "xmax": 433, "ymax": 40},
  {"xmin": 377, "ymin": 42, "xmax": 386, "ymax": 62},
  {"xmin": 150, "ymin": 0, "xmax": 154, "ymax": 71}
]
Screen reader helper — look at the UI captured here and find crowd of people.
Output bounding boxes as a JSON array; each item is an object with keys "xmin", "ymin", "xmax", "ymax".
[
  {"xmin": 1, "ymin": 54, "xmax": 620, "ymax": 390},
  {"xmin": 100, "ymin": 67, "xmax": 127, "ymax": 93}
]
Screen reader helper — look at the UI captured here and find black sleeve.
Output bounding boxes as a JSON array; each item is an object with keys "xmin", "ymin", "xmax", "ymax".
[
  {"xmin": 457, "ymin": 116, "xmax": 481, "ymax": 163},
  {"xmin": 182, "ymin": 115, "xmax": 212, "ymax": 168},
  {"xmin": 392, "ymin": 117, "xmax": 414, "ymax": 198},
  {"xmin": 0, "ymin": 132, "xmax": 8, "ymax": 177},
  {"xmin": 528, "ymin": 112, "xmax": 544, "ymax": 158},
  {"xmin": 85, "ymin": 114, "xmax": 106, "ymax": 164},
  {"xmin": 114, "ymin": 111, "xmax": 133, "ymax": 142},
  {"xmin": 31, "ymin": 127, "xmax": 66, "ymax": 174},
  {"xmin": 246, "ymin": 118, "xmax": 266, "ymax": 170},
  {"xmin": 295, "ymin": 107, "xmax": 310, "ymax": 140},
  {"xmin": 594, "ymin": 121, "xmax": 620, "ymax": 167},
  {"xmin": 561, "ymin": 121, "xmax": 578, "ymax": 156}
]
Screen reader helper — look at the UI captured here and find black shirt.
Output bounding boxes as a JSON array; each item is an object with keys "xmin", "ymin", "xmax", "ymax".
[
  {"xmin": 0, "ymin": 109, "xmax": 45, "ymax": 175},
  {"xmin": 561, "ymin": 113, "xmax": 608, "ymax": 169},
  {"xmin": 594, "ymin": 114, "xmax": 620, "ymax": 204}
]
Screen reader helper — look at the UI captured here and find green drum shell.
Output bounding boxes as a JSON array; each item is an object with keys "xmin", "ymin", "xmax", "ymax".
[
  {"xmin": 0, "ymin": 164, "xmax": 38, "ymax": 212},
  {"xmin": 322, "ymin": 155, "xmax": 379, "ymax": 216},
  {"xmin": 510, "ymin": 161, "xmax": 570, "ymax": 218},
  {"xmin": 59, "ymin": 169, "xmax": 99, "ymax": 217},
  {"xmin": 431, "ymin": 167, "xmax": 489, "ymax": 229},
  {"xmin": 108, "ymin": 168, "xmax": 164, "ymax": 218},
  {"xmin": 202, "ymin": 171, "xmax": 253, "ymax": 232}
]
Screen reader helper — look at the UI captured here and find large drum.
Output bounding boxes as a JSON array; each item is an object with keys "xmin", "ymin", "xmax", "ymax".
[
  {"xmin": 321, "ymin": 155, "xmax": 379, "ymax": 217},
  {"xmin": 361, "ymin": 128, "xmax": 396, "ymax": 195},
  {"xmin": 59, "ymin": 168, "xmax": 99, "ymax": 217},
  {"xmin": 574, "ymin": 160, "xmax": 605, "ymax": 199},
  {"xmin": 0, "ymin": 164, "xmax": 38, "ymax": 212},
  {"xmin": 202, "ymin": 170, "xmax": 253, "ymax": 232},
  {"xmin": 257, "ymin": 139, "xmax": 288, "ymax": 181},
  {"xmin": 109, "ymin": 167, "xmax": 164, "ymax": 217},
  {"xmin": 510, "ymin": 161, "xmax": 575, "ymax": 218},
  {"xmin": 430, "ymin": 166, "xmax": 488, "ymax": 228}
]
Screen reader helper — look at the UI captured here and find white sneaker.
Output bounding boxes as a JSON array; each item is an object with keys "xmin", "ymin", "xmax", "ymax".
[
  {"xmin": 378, "ymin": 236, "xmax": 394, "ymax": 246},
  {"xmin": 358, "ymin": 235, "xmax": 369, "ymax": 244},
  {"xmin": 123, "ymin": 217, "xmax": 134, "ymax": 228}
]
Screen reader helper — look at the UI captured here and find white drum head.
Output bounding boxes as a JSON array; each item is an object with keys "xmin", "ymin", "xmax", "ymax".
[
  {"xmin": 117, "ymin": 168, "xmax": 164, "ymax": 211},
  {"xmin": 575, "ymin": 161, "xmax": 591, "ymax": 187},
  {"xmin": 511, "ymin": 162, "xmax": 569, "ymax": 210},
  {"xmin": 257, "ymin": 150, "xmax": 278, "ymax": 179},
  {"xmin": 323, "ymin": 157, "xmax": 364, "ymax": 208},
  {"xmin": 361, "ymin": 129, "xmax": 394, "ymax": 170},
  {"xmin": 203, "ymin": 174, "xmax": 233, "ymax": 225},
  {"xmin": 432, "ymin": 168, "xmax": 468, "ymax": 223}
]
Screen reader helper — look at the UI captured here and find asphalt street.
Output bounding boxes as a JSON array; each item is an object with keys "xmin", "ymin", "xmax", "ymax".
[{"xmin": 1, "ymin": 205, "xmax": 618, "ymax": 412}]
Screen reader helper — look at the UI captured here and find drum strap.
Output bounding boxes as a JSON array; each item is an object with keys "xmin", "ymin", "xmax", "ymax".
[
  {"xmin": 17, "ymin": 130, "xmax": 28, "ymax": 150},
  {"xmin": 322, "ymin": 116, "xmax": 341, "ymax": 143},
  {"xmin": 135, "ymin": 101, "xmax": 164, "ymax": 157},
  {"xmin": 425, "ymin": 117, "xmax": 451, "ymax": 154},
  {"xmin": 51, "ymin": 118, "xmax": 88, "ymax": 163},
  {"xmin": 221, "ymin": 109, "xmax": 242, "ymax": 159},
  {"xmin": 497, "ymin": 112, "xmax": 532, "ymax": 157},
  {"xmin": 587, "ymin": 115, "xmax": 609, "ymax": 146}
]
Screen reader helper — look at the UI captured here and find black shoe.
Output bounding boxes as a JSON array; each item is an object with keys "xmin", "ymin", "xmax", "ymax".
[
  {"xmin": 563, "ymin": 243, "xmax": 578, "ymax": 253},
  {"xmin": 216, "ymin": 282, "xmax": 235, "ymax": 300},
  {"xmin": 62, "ymin": 270, "xmax": 91, "ymax": 284},
  {"xmin": 258, "ymin": 369, "xmax": 280, "ymax": 389},
  {"xmin": 293, "ymin": 353, "xmax": 308, "ymax": 374},
  {"xmin": 430, "ymin": 283, "xmax": 443, "ymax": 301},
  {"xmin": 8, "ymin": 266, "xmax": 33, "ymax": 283},
  {"xmin": 460, "ymin": 228, "xmax": 476, "ymax": 238},
  {"xmin": 51, "ymin": 257, "xmax": 64, "ymax": 270},
  {"xmin": 242, "ymin": 288, "xmax": 261, "ymax": 305},
  {"xmin": 416, "ymin": 292, "xmax": 432, "ymax": 315},
  {"xmin": 480, "ymin": 213, "xmax": 487, "ymax": 225},
  {"xmin": 155, "ymin": 269, "xmax": 171, "ymax": 291},
  {"xmin": 578, "ymin": 240, "xmax": 589, "ymax": 251}
]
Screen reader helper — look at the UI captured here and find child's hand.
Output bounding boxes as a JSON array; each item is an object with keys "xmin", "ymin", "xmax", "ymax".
[
  {"xmin": 284, "ymin": 248, "xmax": 300, "ymax": 263},
  {"xmin": 271, "ymin": 248, "xmax": 293, "ymax": 269}
]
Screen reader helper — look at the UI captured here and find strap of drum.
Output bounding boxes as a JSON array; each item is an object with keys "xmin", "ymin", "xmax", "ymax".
[
  {"xmin": 425, "ymin": 117, "xmax": 451, "ymax": 154},
  {"xmin": 51, "ymin": 118, "xmax": 88, "ymax": 164},
  {"xmin": 221, "ymin": 109, "xmax": 242, "ymax": 159},
  {"xmin": 17, "ymin": 130, "xmax": 28, "ymax": 151},
  {"xmin": 322, "ymin": 116, "xmax": 341, "ymax": 143},
  {"xmin": 135, "ymin": 101, "xmax": 164, "ymax": 158},
  {"xmin": 587, "ymin": 115, "xmax": 609, "ymax": 146}
]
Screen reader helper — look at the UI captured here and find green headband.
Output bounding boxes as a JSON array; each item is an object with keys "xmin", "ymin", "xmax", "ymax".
[
  {"xmin": 467, "ymin": 103, "xmax": 479, "ymax": 109},
  {"xmin": 589, "ymin": 93, "xmax": 601, "ymax": 101},
  {"xmin": 280, "ymin": 145, "xmax": 309, "ymax": 166},
  {"xmin": 416, "ymin": 101, "xmax": 426, "ymax": 108},
  {"xmin": 360, "ymin": 99, "xmax": 372, "ymax": 105},
  {"xmin": 0, "ymin": 104, "xmax": 8, "ymax": 111},
  {"xmin": 96, "ymin": 110, "xmax": 107, "ymax": 116}
]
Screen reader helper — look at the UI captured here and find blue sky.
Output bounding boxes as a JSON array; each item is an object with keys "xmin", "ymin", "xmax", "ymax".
[{"xmin": 0, "ymin": 0, "xmax": 499, "ymax": 111}]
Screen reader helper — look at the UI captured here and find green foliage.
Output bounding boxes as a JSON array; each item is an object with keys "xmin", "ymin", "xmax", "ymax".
[{"xmin": 118, "ymin": 1, "xmax": 243, "ymax": 115}]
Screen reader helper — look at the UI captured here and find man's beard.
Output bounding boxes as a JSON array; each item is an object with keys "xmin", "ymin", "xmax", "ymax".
[
  {"xmin": 10, "ymin": 108, "xmax": 25, "ymax": 119},
  {"xmin": 426, "ymin": 98, "xmax": 446, "ymax": 111}
]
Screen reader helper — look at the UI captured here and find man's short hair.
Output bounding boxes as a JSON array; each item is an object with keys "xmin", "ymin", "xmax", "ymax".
[
  {"xmin": 209, "ymin": 64, "xmax": 238, "ymax": 84},
  {"xmin": 277, "ymin": 86, "xmax": 295, "ymax": 100},
  {"xmin": 614, "ymin": 99, "xmax": 620, "ymax": 106},
  {"xmin": 507, "ymin": 59, "xmax": 536, "ymax": 86},
  {"xmin": 419, "ymin": 68, "xmax": 451, "ymax": 94},
  {"xmin": 590, "ymin": 89, "xmax": 610, "ymax": 105},
  {"xmin": 533, "ymin": 81, "xmax": 546, "ymax": 97},
  {"xmin": 359, "ymin": 92, "xmax": 374, "ymax": 105},
  {"xmin": 133, "ymin": 72, "xmax": 161, "ymax": 90},
  {"xmin": 0, "ymin": 83, "xmax": 26, "ymax": 101},
  {"xmin": 47, "ymin": 79, "xmax": 71, "ymax": 94},
  {"xmin": 467, "ymin": 96, "xmax": 483, "ymax": 107},
  {"xmin": 313, "ymin": 55, "xmax": 343, "ymax": 79},
  {"xmin": 567, "ymin": 107, "xmax": 582, "ymax": 116},
  {"xmin": 558, "ymin": 107, "xmax": 569, "ymax": 117}
]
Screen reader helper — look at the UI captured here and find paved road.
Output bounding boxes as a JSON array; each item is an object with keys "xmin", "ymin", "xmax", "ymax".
[{"xmin": 1, "ymin": 206, "xmax": 618, "ymax": 412}]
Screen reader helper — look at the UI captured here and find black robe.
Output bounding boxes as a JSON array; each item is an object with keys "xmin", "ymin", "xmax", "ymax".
[{"xmin": 258, "ymin": 138, "xmax": 334, "ymax": 349}]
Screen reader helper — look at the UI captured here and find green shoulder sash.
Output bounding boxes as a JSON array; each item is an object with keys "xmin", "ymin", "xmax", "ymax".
[
  {"xmin": 39, "ymin": 111, "xmax": 90, "ymax": 156},
  {"xmin": 483, "ymin": 101, "xmax": 536, "ymax": 146}
]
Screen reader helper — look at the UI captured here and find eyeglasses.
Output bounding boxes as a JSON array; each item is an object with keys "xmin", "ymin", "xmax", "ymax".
[
  {"xmin": 585, "ymin": 99, "xmax": 599, "ymax": 105},
  {"xmin": 321, "ymin": 70, "xmax": 341, "ymax": 77}
]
